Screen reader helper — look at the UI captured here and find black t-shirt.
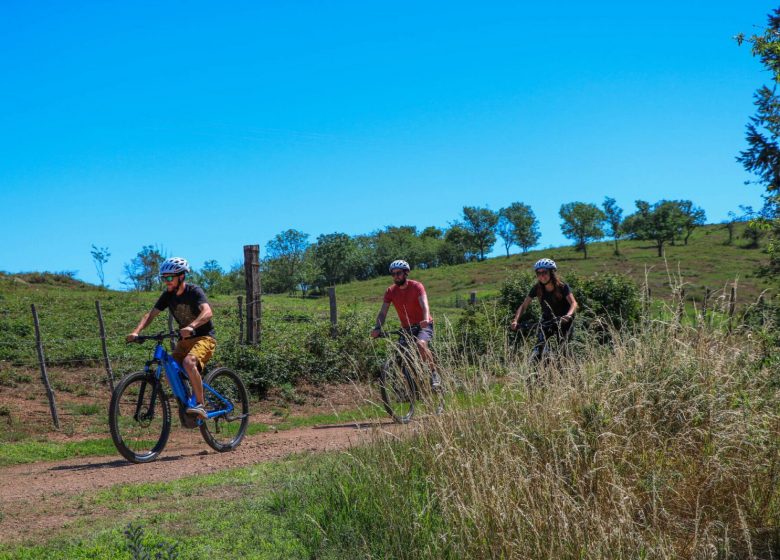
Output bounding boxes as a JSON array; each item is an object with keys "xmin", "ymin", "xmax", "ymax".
[
  {"xmin": 527, "ymin": 282, "xmax": 572, "ymax": 320},
  {"xmin": 154, "ymin": 284, "xmax": 216, "ymax": 338}
]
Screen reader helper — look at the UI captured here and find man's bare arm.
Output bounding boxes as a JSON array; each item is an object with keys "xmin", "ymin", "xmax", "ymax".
[
  {"xmin": 127, "ymin": 308, "xmax": 161, "ymax": 341},
  {"xmin": 181, "ymin": 303, "xmax": 213, "ymax": 338},
  {"xmin": 370, "ymin": 302, "xmax": 392, "ymax": 337},
  {"xmin": 418, "ymin": 292, "xmax": 431, "ymax": 327}
]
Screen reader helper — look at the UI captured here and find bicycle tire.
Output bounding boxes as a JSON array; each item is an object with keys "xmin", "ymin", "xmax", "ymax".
[
  {"xmin": 380, "ymin": 357, "xmax": 416, "ymax": 423},
  {"xmin": 199, "ymin": 367, "xmax": 250, "ymax": 452},
  {"xmin": 109, "ymin": 371, "xmax": 171, "ymax": 464}
]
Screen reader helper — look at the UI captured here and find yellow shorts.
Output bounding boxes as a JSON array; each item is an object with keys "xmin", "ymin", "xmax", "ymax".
[{"xmin": 172, "ymin": 336, "xmax": 216, "ymax": 372}]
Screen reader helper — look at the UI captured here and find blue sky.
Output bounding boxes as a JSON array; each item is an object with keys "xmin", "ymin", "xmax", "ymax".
[{"xmin": 0, "ymin": 1, "xmax": 775, "ymax": 287}]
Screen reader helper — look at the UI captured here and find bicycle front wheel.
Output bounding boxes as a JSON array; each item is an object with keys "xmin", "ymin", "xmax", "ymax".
[
  {"xmin": 200, "ymin": 367, "xmax": 250, "ymax": 452},
  {"xmin": 109, "ymin": 371, "xmax": 171, "ymax": 464},
  {"xmin": 380, "ymin": 358, "xmax": 416, "ymax": 424}
]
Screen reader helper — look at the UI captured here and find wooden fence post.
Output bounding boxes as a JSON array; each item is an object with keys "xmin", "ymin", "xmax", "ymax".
[
  {"xmin": 30, "ymin": 304, "xmax": 60, "ymax": 429},
  {"xmin": 237, "ymin": 295, "xmax": 244, "ymax": 345},
  {"xmin": 244, "ymin": 244, "xmax": 262, "ymax": 345},
  {"xmin": 727, "ymin": 284, "xmax": 737, "ymax": 330},
  {"xmin": 95, "ymin": 301, "xmax": 115, "ymax": 392},
  {"xmin": 328, "ymin": 287, "xmax": 338, "ymax": 338},
  {"xmin": 470, "ymin": 291, "xmax": 477, "ymax": 305}
]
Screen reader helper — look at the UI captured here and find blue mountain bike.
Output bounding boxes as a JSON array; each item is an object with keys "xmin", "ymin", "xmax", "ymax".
[{"xmin": 109, "ymin": 332, "xmax": 249, "ymax": 464}]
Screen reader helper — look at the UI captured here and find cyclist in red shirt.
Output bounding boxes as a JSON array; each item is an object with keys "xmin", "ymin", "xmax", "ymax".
[{"xmin": 370, "ymin": 259, "xmax": 441, "ymax": 388}]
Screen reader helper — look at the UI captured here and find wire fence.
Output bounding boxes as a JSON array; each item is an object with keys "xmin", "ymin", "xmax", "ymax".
[
  {"xmin": 1, "ymin": 279, "xmax": 768, "ymax": 430},
  {"xmin": 0, "ymin": 290, "xmax": 374, "ymax": 429}
]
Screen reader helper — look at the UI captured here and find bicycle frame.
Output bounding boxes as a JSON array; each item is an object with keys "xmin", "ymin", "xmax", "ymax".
[{"xmin": 146, "ymin": 340, "xmax": 234, "ymax": 421}]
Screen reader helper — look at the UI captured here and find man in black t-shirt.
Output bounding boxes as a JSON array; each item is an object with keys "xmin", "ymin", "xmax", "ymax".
[
  {"xmin": 127, "ymin": 257, "xmax": 215, "ymax": 419},
  {"xmin": 510, "ymin": 258, "xmax": 578, "ymax": 364}
]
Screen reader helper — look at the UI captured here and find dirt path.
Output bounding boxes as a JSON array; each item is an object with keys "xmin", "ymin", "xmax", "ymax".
[{"xmin": 0, "ymin": 418, "xmax": 398, "ymax": 543}]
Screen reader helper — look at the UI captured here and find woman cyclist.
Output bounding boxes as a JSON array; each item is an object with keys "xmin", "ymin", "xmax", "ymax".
[{"xmin": 510, "ymin": 258, "xmax": 578, "ymax": 363}]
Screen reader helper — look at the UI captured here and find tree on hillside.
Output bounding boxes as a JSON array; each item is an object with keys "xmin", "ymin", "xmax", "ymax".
[
  {"xmin": 499, "ymin": 202, "xmax": 540, "ymax": 256},
  {"xmin": 312, "ymin": 233, "xmax": 360, "ymax": 286},
  {"xmin": 676, "ymin": 200, "xmax": 706, "ymax": 245},
  {"xmin": 461, "ymin": 206, "xmax": 499, "ymax": 260},
  {"xmin": 123, "ymin": 245, "xmax": 165, "ymax": 291},
  {"xmin": 264, "ymin": 229, "xmax": 310, "ymax": 294},
  {"xmin": 559, "ymin": 202, "xmax": 605, "ymax": 259},
  {"xmin": 737, "ymin": 10, "xmax": 780, "ymax": 278},
  {"xmin": 602, "ymin": 198, "xmax": 623, "ymax": 256},
  {"xmin": 373, "ymin": 226, "xmax": 421, "ymax": 272},
  {"xmin": 496, "ymin": 212, "xmax": 515, "ymax": 257},
  {"xmin": 623, "ymin": 200, "xmax": 685, "ymax": 257},
  {"xmin": 739, "ymin": 205, "xmax": 769, "ymax": 248},
  {"xmin": 444, "ymin": 224, "xmax": 476, "ymax": 263},
  {"xmin": 723, "ymin": 211, "xmax": 739, "ymax": 245},
  {"xmin": 90, "ymin": 244, "xmax": 110, "ymax": 287},
  {"xmin": 194, "ymin": 260, "xmax": 225, "ymax": 293}
]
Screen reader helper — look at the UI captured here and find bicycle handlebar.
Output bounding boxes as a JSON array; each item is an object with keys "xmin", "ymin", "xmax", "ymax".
[
  {"xmin": 127, "ymin": 332, "xmax": 180, "ymax": 344},
  {"xmin": 372, "ymin": 325, "xmax": 422, "ymax": 339}
]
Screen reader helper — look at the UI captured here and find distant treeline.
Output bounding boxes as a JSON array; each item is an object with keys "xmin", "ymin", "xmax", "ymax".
[{"xmin": 116, "ymin": 197, "xmax": 767, "ymax": 296}]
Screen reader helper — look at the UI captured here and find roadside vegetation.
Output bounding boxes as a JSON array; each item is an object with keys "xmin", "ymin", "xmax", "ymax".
[{"xmin": 2, "ymin": 292, "xmax": 778, "ymax": 558}]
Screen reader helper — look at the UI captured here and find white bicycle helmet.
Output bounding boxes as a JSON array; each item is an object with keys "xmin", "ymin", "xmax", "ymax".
[
  {"xmin": 533, "ymin": 258, "xmax": 557, "ymax": 271},
  {"xmin": 160, "ymin": 257, "xmax": 190, "ymax": 276},
  {"xmin": 388, "ymin": 259, "xmax": 411, "ymax": 272}
]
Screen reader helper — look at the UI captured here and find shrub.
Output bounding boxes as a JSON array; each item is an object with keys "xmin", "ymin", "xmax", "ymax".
[{"xmin": 498, "ymin": 269, "xmax": 641, "ymax": 331}]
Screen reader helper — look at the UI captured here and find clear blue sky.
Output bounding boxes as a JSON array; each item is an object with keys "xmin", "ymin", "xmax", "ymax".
[{"xmin": 0, "ymin": 1, "xmax": 775, "ymax": 287}]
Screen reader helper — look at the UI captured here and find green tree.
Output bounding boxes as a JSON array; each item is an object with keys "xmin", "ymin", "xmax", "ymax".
[
  {"xmin": 499, "ymin": 202, "xmax": 540, "ymax": 256},
  {"xmin": 90, "ymin": 244, "xmax": 110, "ymax": 287},
  {"xmin": 122, "ymin": 245, "xmax": 165, "ymax": 291},
  {"xmin": 736, "ymin": 10, "xmax": 780, "ymax": 277},
  {"xmin": 312, "ymin": 233, "xmax": 360, "ymax": 286},
  {"xmin": 676, "ymin": 200, "xmax": 706, "ymax": 245},
  {"xmin": 461, "ymin": 206, "xmax": 498, "ymax": 260},
  {"xmin": 195, "ymin": 259, "xmax": 225, "ymax": 293},
  {"xmin": 443, "ymin": 224, "xmax": 475, "ymax": 263},
  {"xmin": 264, "ymin": 229, "xmax": 310, "ymax": 294},
  {"xmin": 602, "ymin": 197, "xmax": 623, "ymax": 256},
  {"xmin": 623, "ymin": 200, "xmax": 685, "ymax": 257},
  {"xmin": 559, "ymin": 202, "xmax": 605, "ymax": 259}
]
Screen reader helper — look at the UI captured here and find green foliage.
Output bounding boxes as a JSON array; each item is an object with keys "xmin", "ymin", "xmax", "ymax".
[
  {"xmin": 602, "ymin": 197, "xmax": 623, "ymax": 255},
  {"xmin": 497, "ymin": 269, "xmax": 641, "ymax": 332},
  {"xmin": 124, "ymin": 523, "xmax": 179, "ymax": 560},
  {"xmin": 263, "ymin": 229, "xmax": 310, "ymax": 295},
  {"xmin": 122, "ymin": 245, "xmax": 165, "ymax": 291},
  {"xmin": 559, "ymin": 202, "xmax": 606, "ymax": 259},
  {"xmin": 460, "ymin": 206, "xmax": 499, "ymax": 260},
  {"xmin": 217, "ymin": 310, "xmax": 378, "ymax": 396},
  {"xmin": 736, "ymin": 10, "xmax": 780, "ymax": 280},
  {"xmin": 90, "ymin": 245, "xmax": 110, "ymax": 287},
  {"xmin": 623, "ymin": 199, "xmax": 686, "ymax": 257},
  {"xmin": 498, "ymin": 202, "xmax": 540, "ymax": 256}
]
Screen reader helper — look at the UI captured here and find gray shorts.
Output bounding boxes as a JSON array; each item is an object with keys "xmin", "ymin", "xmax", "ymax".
[{"xmin": 400, "ymin": 324, "xmax": 434, "ymax": 344}]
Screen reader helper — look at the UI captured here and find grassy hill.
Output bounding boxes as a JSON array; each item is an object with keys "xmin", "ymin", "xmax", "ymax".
[{"xmin": 335, "ymin": 222, "xmax": 774, "ymax": 314}]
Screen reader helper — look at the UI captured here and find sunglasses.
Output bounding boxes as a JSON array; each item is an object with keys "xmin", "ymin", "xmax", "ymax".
[
  {"xmin": 160, "ymin": 275, "xmax": 177, "ymax": 282},
  {"xmin": 535, "ymin": 269, "xmax": 551, "ymax": 276},
  {"xmin": 390, "ymin": 271, "xmax": 407, "ymax": 277}
]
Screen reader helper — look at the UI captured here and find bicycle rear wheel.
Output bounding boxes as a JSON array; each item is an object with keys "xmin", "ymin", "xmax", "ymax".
[
  {"xmin": 199, "ymin": 367, "xmax": 250, "ymax": 452},
  {"xmin": 380, "ymin": 358, "xmax": 416, "ymax": 424},
  {"xmin": 109, "ymin": 371, "xmax": 171, "ymax": 464}
]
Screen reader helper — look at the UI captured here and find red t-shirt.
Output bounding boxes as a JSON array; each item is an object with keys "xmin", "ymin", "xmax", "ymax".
[{"xmin": 383, "ymin": 280, "xmax": 432, "ymax": 328}]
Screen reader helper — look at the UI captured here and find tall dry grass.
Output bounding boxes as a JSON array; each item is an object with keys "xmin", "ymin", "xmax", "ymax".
[{"xmin": 282, "ymin": 311, "xmax": 780, "ymax": 559}]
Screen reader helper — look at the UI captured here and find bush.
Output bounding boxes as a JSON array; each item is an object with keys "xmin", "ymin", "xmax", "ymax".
[
  {"xmin": 498, "ymin": 270, "xmax": 641, "ymax": 331},
  {"xmin": 217, "ymin": 310, "xmax": 379, "ymax": 396}
]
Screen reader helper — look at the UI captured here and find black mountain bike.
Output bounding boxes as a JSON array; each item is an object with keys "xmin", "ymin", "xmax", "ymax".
[
  {"xmin": 376, "ymin": 326, "xmax": 443, "ymax": 423},
  {"xmin": 516, "ymin": 316, "xmax": 574, "ymax": 367}
]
